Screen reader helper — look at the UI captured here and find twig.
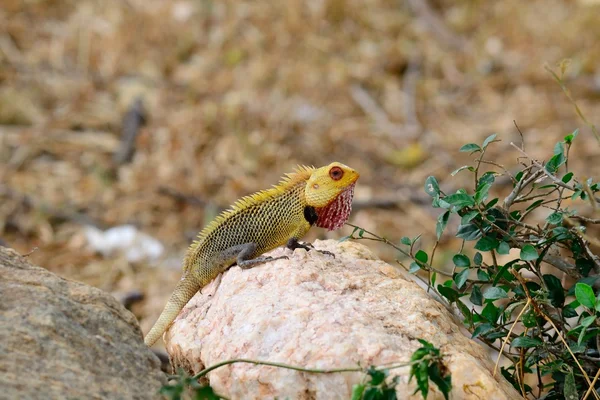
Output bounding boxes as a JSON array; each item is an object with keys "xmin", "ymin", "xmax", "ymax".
[
  {"xmin": 493, "ymin": 299, "xmax": 531, "ymax": 377},
  {"xmin": 510, "ymin": 142, "xmax": 600, "ymax": 205},
  {"xmin": 570, "ymin": 215, "xmax": 600, "ymax": 224},
  {"xmin": 113, "ymin": 97, "xmax": 147, "ymax": 165},
  {"xmin": 191, "ymin": 357, "xmax": 421, "ymax": 381},
  {"xmin": 503, "ymin": 168, "xmax": 545, "ymax": 210},
  {"xmin": 583, "ymin": 367, "xmax": 600, "ymax": 400}
]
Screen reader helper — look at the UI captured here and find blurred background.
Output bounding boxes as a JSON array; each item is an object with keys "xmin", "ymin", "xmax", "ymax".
[{"xmin": 1, "ymin": 0, "xmax": 600, "ymax": 346}]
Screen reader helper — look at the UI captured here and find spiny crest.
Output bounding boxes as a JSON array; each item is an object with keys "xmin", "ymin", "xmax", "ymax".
[{"xmin": 189, "ymin": 165, "xmax": 315, "ymax": 248}]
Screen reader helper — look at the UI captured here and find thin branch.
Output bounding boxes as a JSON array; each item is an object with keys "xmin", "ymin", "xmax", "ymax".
[
  {"xmin": 191, "ymin": 357, "xmax": 422, "ymax": 381},
  {"xmin": 493, "ymin": 299, "xmax": 531, "ymax": 377},
  {"xmin": 510, "ymin": 142, "xmax": 600, "ymax": 204},
  {"xmin": 583, "ymin": 367, "xmax": 600, "ymax": 400}
]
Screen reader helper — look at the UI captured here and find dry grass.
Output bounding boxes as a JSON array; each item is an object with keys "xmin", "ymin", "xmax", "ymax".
[{"xmin": 1, "ymin": 0, "xmax": 600, "ymax": 344}]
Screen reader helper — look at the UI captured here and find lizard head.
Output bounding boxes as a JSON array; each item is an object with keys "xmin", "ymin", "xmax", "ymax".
[{"xmin": 304, "ymin": 162, "xmax": 359, "ymax": 231}]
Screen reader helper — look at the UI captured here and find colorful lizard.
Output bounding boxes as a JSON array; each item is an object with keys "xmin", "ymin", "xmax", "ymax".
[{"xmin": 144, "ymin": 162, "xmax": 359, "ymax": 346}]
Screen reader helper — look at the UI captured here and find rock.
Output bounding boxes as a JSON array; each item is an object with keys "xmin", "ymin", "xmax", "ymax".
[
  {"xmin": 0, "ymin": 247, "xmax": 166, "ymax": 400},
  {"xmin": 165, "ymin": 240, "xmax": 520, "ymax": 399}
]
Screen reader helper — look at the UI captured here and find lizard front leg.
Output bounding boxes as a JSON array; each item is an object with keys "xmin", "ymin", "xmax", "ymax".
[
  {"xmin": 219, "ymin": 242, "xmax": 288, "ymax": 270},
  {"xmin": 286, "ymin": 237, "xmax": 335, "ymax": 258}
]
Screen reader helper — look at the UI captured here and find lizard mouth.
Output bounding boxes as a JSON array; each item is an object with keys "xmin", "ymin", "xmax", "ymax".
[{"xmin": 315, "ymin": 183, "xmax": 356, "ymax": 231}]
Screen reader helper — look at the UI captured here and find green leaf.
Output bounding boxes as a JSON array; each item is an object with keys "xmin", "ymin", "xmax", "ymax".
[
  {"xmin": 400, "ymin": 236, "xmax": 411, "ymax": 246},
  {"xmin": 575, "ymin": 283, "xmax": 596, "ymax": 309},
  {"xmin": 482, "ymin": 133, "xmax": 497, "ymax": 149},
  {"xmin": 562, "ymin": 172, "xmax": 574, "ymax": 183},
  {"xmin": 427, "ymin": 363, "xmax": 452, "ymax": 400},
  {"xmin": 437, "ymin": 285, "xmax": 460, "ymax": 303},
  {"xmin": 470, "ymin": 285, "xmax": 483, "ymax": 306},
  {"xmin": 543, "ymin": 274, "xmax": 565, "ymax": 307},
  {"xmin": 578, "ymin": 316, "xmax": 596, "ymax": 345},
  {"xmin": 415, "ymin": 250, "xmax": 428, "ymax": 264},
  {"xmin": 553, "ymin": 141, "xmax": 564, "ymax": 156},
  {"xmin": 432, "ymin": 196, "xmax": 451, "ymax": 209},
  {"xmin": 545, "ymin": 152, "xmax": 566, "ymax": 174},
  {"xmin": 425, "ymin": 176, "xmax": 440, "ymax": 197},
  {"xmin": 474, "ymin": 236, "xmax": 499, "ymax": 252},
  {"xmin": 511, "ymin": 336, "xmax": 542, "ymax": 348},
  {"xmin": 456, "ymin": 300, "xmax": 472, "ymax": 323},
  {"xmin": 475, "ymin": 183, "xmax": 492, "ymax": 204},
  {"xmin": 525, "ymin": 199, "xmax": 543, "ymax": 212},
  {"xmin": 515, "ymin": 171, "xmax": 524, "ymax": 183},
  {"xmin": 477, "ymin": 269, "xmax": 489, "ymax": 281},
  {"xmin": 451, "ymin": 165, "xmax": 474, "ymax": 176},
  {"xmin": 472, "ymin": 323, "xmax": 494, "ymax": 338},
  {"xmin": 546, "ymin": 212, "xmax": 563, "ymax": 225},
  {"xmin": 497, "ymin": 241, "xmax": 510, "ymax": 255},
  {"xmin": 564, "ymin": 368, "xmax": 578, "ymax": 400},
  {"xmin": 194, "ymin": 385, "xmax": 220, "ymax": 400},
  {"xmin": 459, "ymin": 143, "xmax": 481, "ymax": 153},
  {"xmin": 362, "ymin": 386, "xmax": 381, "ymax": 400},
  {"xmin": 414, "ymin": 361, "xmax": 429, "ymax": 399},
  {"xmin": 453, "ymin": 254, "xmax": 470, "ymax": 267},
  {"xmin": 562, "ymin": 305, "xmax": 578, "ymax": 318},
  {"xmin": 485, "ymin": 198, "xmax": 499, "ymax": 210},
  {"xmin": 522, "ymin": 310, "xmax": 538, "ymax": 328},
  {"xmin": 409, "ymin": 262, "xmax": 421, "ymax": 274},
  {"xmin": 351, "ymin": 384, "xmax": 366, "ymax": 400},
  {"xmin": 454, "ymin": 268, "xmax": 470, "ymax": 290},
  {"xmin": 483, "ymin": 287, "xmax": 508, "ymax": 300},
  {"xmin": 520, "ymin": 245, "xmax": 538, "ymax": 261},
  {"xmin": 436, "ymin": 211, "xmax": 450, "ymax": 240},
  {"xmin": 481, "ymin": 302, "xmax": 499, "ymax": 323},
  {"xmin": 461, "ymin": 211, "xmax": 479, "ymax": 225},
  {"xmin": 444, "ymin": 193, "xmax": 475, "ymax": 209},
  {"xmin": 367, "ymin": 367, "xmax": 387, "ymax": 385},
  {"xmin": 456, "ymin": 224, "xmax": 482, "ymax": 241},
  {"xmin": 564, "ymin": 128, "xmax": 579, "ymax": 144},
  {"xmin": 581, "ymin": 315, "xmax": 596, "ymax": 328},
  {"xmin": 478, "ymin": 171, "xmax": 496, "ymax": 186},
  {"xmin": 474, "ymin": 252, "xmax": 483, "ymax": 266}
]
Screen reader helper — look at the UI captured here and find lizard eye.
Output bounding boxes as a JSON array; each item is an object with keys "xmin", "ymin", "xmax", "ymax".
[{"xmin": 329, "ymin": 166, "xmax": 344, "ymax": 181}]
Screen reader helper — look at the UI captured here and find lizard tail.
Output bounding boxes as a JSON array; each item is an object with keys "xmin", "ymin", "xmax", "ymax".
[{"xmin": 144, "ymin": 273, "xmax": 201, "ymax": 346}]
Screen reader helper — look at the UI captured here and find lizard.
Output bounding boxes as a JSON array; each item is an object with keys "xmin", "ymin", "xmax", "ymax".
[{"xmin": 144, "ymin": 162, "xmax": 359, "ymax": 346}]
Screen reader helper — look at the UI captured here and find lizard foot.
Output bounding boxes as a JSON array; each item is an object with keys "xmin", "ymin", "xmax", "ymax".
[
  {"xmin": 286, "ymin": 238, "xmax": 335, "ymax": 258},
  {"xmin": 316, "ymin": 249, "xmax": 335, "ymax": 258}
]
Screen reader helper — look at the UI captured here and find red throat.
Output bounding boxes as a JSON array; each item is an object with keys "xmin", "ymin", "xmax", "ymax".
[{"xmin": 315, "ymin": 183, "xmax": 355, "ymax": 231}]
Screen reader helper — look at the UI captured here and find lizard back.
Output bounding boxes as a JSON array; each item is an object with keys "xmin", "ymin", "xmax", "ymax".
[{"xmin": 184, "ymin": 167, "xmax": 314, "ymax": 284}]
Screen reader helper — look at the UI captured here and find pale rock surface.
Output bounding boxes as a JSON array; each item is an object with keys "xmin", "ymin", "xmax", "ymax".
[
  {"xmin": 0, "ymin": 246, "xmax": 165, "ymax": 400},
  {"xmin": 165, "ymin": 240, "xmax": 519, "ymax": 399}
]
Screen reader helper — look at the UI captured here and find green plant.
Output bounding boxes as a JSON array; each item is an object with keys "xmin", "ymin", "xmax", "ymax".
[{"xmin": 346, "ymin": 128, "xmax": 600, "ymax": 398}]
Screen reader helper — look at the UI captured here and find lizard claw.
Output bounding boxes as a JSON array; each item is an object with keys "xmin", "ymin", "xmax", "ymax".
[{"xmin": 317, "ymin": 249, "xmax": 335, "ymax": 258}]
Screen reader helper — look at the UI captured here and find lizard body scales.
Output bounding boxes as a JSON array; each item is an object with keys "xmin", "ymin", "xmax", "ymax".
[{"xmin": 144, "ymin": 162, "xmax": 359, "ymax": 346}]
